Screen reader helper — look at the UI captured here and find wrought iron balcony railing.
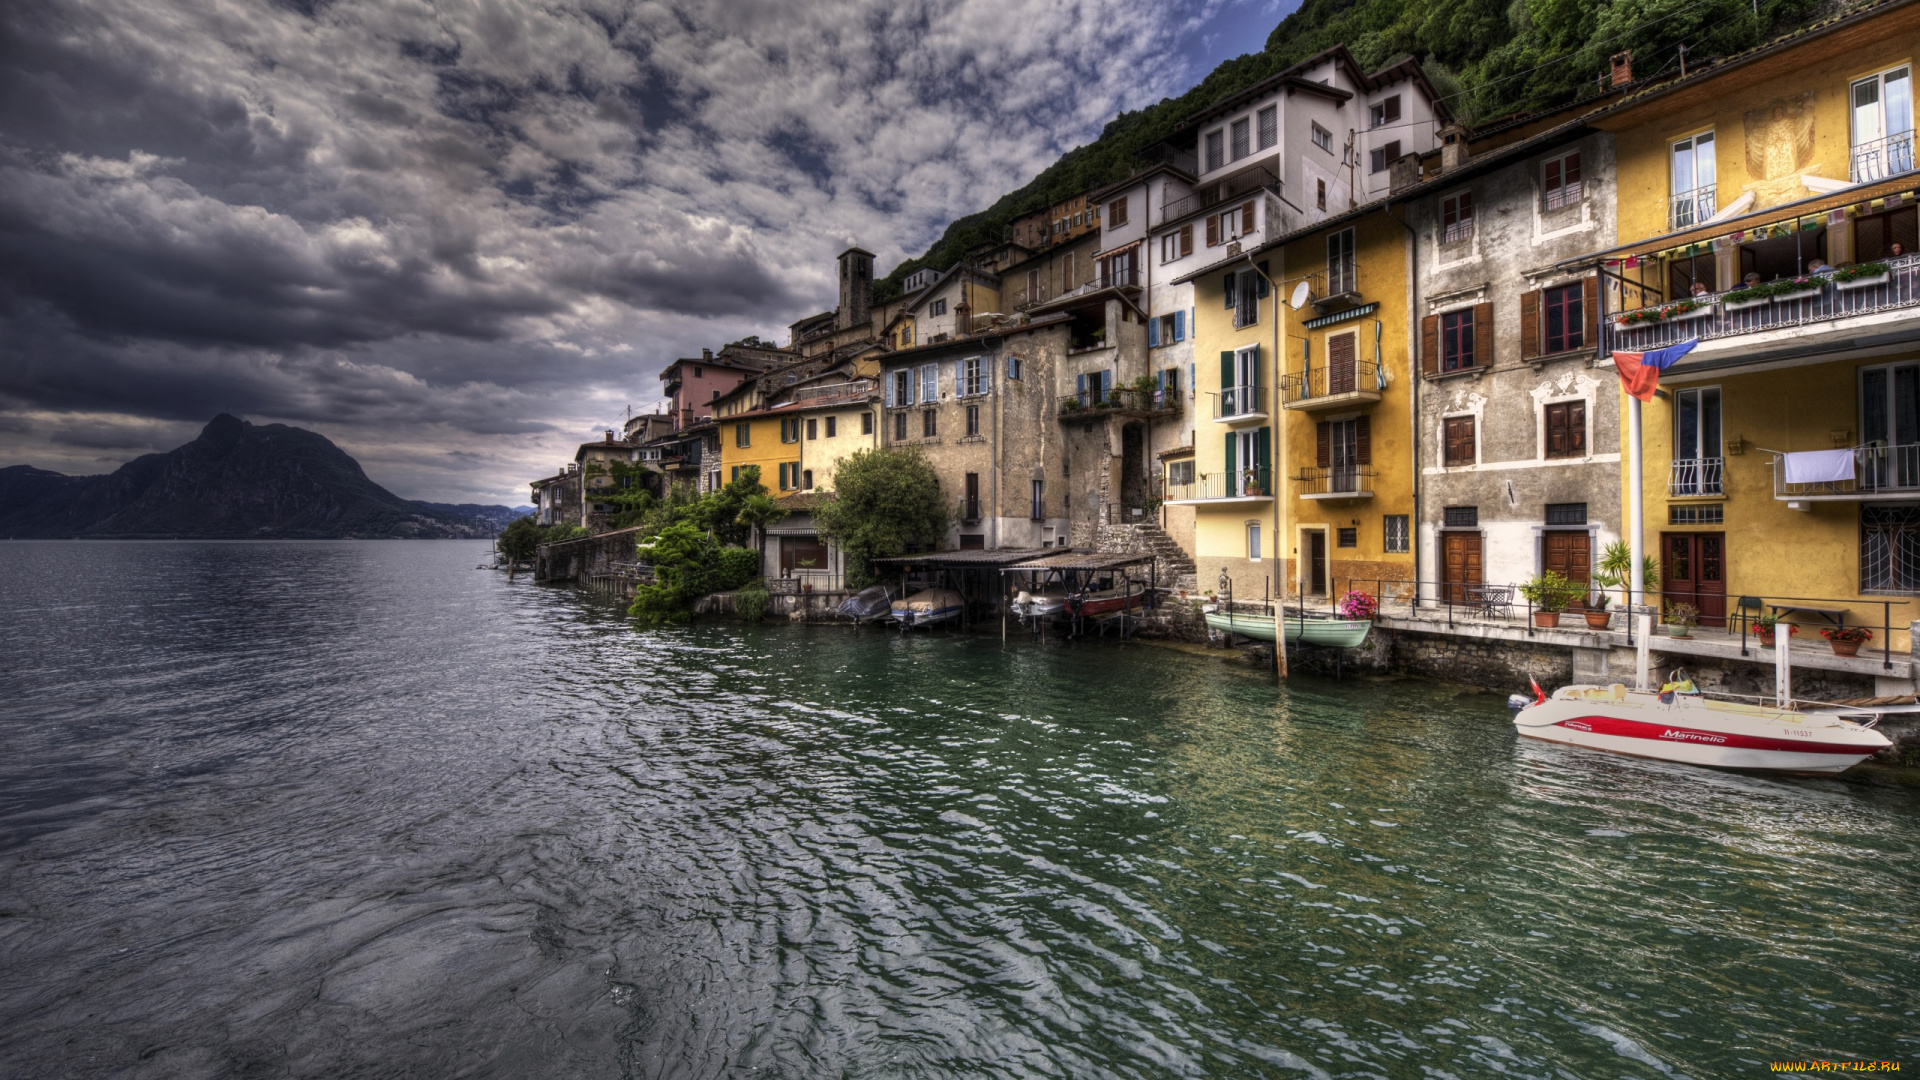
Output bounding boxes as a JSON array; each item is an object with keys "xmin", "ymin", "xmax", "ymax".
[
  {"xmin": 1669, "ymin": 457, "xmax": 1724, "ymax": 497},
  {"xmin": 1159, "ymin": 163, "xmax": 1279, "ymax": 226},
  {"xmin": 1211, "ymin": 384, "xmax": 1267, "ymax": 420},
  {"xmin": 1605, "ymin": 255, "xmax": 1920, "ymax": 353},
  {"xmin": 1060, "ymin": 386, "xmax": 1179, "ymax": 417},
  {"xmin": 1851, "ymin": 130, "xmax": 1917, "ymax": 183},
  {"xmin": 1669, "ymin": 184, "xmax": 1716, "ymax": 230},
  {"xmin": 1774, "ymin": 443, "xmax": 1920, "ymax": 499},
  {"xmin": 1164, "ymin": 468, "xmax": 1273, "ymax": 502},
  {"xmin": 1281, "ymin": 359, "xmax": 1381, "ymax": 406},
  {"xmin": 1293, "ymin": 465, "xmax": 1376, "ymax": 497}
]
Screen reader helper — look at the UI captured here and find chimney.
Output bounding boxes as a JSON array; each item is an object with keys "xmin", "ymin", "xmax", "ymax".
[
  {"xmin": 605, "ymin": 429, "xmax": 615, "ymax": 443},
  {"xmin": 1610, "ymin": 50, "xmax": 1633, "ymax": 89},
  {"xmin": 1438, "ymin": 124, "xmax": 1468, "ymax": 173},
  {"xmin": 702, "ymin": 348, "xmax": 713, "ymax": 361},
  {"xmin": 1389, "ymin": 153, "xmax": 1421, "ymax": 194}
]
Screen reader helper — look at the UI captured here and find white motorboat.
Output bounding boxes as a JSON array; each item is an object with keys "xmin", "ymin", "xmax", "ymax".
[
  {"xmin": 1011, "ymin": 587, "xmax": 1067, "ymax": 622},
  {"xmin": 1512, "ymin": 681, "xmax": 1891, "ymax": 775},
  {"xmin": 891, "ymin": 588, "xmax": 965, "ymax": 628}
]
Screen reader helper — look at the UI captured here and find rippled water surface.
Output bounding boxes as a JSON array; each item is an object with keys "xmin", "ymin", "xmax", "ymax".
[{"xmin": 2, "ymin": 540, "xmax": 1917, "ymax": 1078}]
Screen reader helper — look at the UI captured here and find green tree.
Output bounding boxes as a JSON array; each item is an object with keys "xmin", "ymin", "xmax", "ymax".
[
  {"xmin": 735, "ymin": 492, "xmax": 788, "ymax": 574},
  {"xmin": 811, "ymin": 447, "xmax": 949, "ymax": 588},
  {"xmin": 497, "ymin": 515, "xmax": 543, "ymax": 577},
  {"xmin": 691, "ymin": 466, "xmax": 770, "ymax": 547}
]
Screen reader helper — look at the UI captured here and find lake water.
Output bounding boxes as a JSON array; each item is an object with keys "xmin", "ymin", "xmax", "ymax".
[{"xmin": 1, "ymin": 540, "xmax": 1916, "ymax": 1078}]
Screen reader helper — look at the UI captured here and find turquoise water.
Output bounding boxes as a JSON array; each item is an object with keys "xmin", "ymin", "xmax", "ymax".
[{"xmin": 0, "ymin": 540, "xmax": 1915, "ymax": 1077}]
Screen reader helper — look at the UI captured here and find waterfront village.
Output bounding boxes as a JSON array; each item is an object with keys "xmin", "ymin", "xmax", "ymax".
[{"xmin": 518, "ymin": 3, "xmax": 1920, "ymax": 767}]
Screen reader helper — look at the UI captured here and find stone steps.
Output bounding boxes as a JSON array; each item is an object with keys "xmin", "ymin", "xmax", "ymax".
[{"xmin": 1093, "ymin": 521, "xmax": 1198, "ymax": 593}]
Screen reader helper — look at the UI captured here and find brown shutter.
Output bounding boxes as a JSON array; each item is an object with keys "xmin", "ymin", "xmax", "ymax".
[
  {"xmin": 1472, "ymin": 302, "xmax": 1493, "ymax": 368},
  {"xmin": 1421, "ymin": 315, "xmax": 1439, "ymax": 377},
  {"xmin": 1520, "ymin": 290, "xmax": 1541, "ymax": 361},
  {"xmin": 1582, "ymin": 274, "xmax": 1599, "ymax": 349},
  {"xmin": 1570, "ymin": 400, "xmax": 1587, "ymax": 456},
  {"xmin": 1206, "ymin": 215, "xmax": 1220, "ymax": 247},
  {"xmin": 1355, "ymin": 415, "xmax": 1371, "ymax": 465},
  {"xmin": 1316, "ymin": 422, "xmax": 1331, "ymax": 468},
  {"xmin": 1241, "ymin": 200, "xmax": 1255, "ymax": 233},
  {"xmin": 1546, "ymin": 403, "xmax": 1567, "ymax": 457},
  {"xmin": 1180, "ymin": 224, "xmax": 1193, "ymax": 256}
]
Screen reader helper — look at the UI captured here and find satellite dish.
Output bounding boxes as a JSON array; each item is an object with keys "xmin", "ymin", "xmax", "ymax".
[{"xmin": 1289, "ymin": 281, "xmax": 1312, "ymax": 310}]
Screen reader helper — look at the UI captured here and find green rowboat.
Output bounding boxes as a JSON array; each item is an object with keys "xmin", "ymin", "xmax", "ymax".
[{"xmin": 1204, "ymin": 610, "xmax": 1372, "ymax": 648}]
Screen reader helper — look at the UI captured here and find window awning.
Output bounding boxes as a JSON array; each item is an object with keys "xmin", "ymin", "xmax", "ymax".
[
  {"xmin": 1302, "ymin": 301, "xmax": 1379, "ymax": 330},
  {"xmin": 1556, "ymin": 173, "xmax": 1920, "ymax": 269}
]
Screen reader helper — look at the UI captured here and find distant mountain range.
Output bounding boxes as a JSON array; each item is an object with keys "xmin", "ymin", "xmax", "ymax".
[{"xmin": 0, "ymin": 414, "xmax": 525, "ymax": 539}]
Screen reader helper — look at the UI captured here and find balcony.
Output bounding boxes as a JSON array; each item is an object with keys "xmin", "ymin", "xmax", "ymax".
[
  {"xmin": 1164, "ymin": 468, "xmax": 1274, "ymax": 504},
  {"xmin": 1029, "ymin": 269, "xmax": 1141, "ymax": 315},
  {"xmin": 1282, "ymin": 360, "xmax": 1381, "ymax": 411},
  {"xmin": 1605, "ymin": 255, "xmax": 1920, "ymax": 353},
  {"xmin": 1670, "ymin": 457, "xmax": 1724, "ymax": 497},
  {"xmin": 1851, "ymin": 131, "xmax": 1916, "ymax": 183},
  {"xmin": 1211, "ymin": 385, "xmax": 1268, "ymax": 425},
  {"xmin": 1773, "ymin": 443, "xmax": 1920, "ymax": 500},
  {"xmin": 1294, "ymin": 466, "xmax": 1375, "ymax": 500},
  {"xmin": 1058, "ymin": 385, "xmax": 1180, "ymax": 420},
  {"xmin": 1159, "ymin": 163, "xmax": 1279, "ymax": 227},
  {"xmin": 1669, "ymin": 184, "xmax": 1716, "ymax": 231},
  {"xmin": 958, "ymin": 495, "xmax": 982, "ymax": 525},
  {"xmin": 1011, "ymin": 285, "xmax": 1051, "ymax": 311},
  {"xmin": 1135, "ymin": 142, "xmax": 1198, "ymax": 176}
]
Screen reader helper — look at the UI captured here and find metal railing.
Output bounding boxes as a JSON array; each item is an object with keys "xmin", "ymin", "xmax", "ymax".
[
  {"xmin": 1060, "ymin": 386, "xmax": 1179, "ymax": 416},
  {"xmin": 1293, "ymin": 465, "xmax": 1375, "ymax": 496},
  {"xmin": 1851, "ymin": 130, "xmax": 1916, "ymax": 183},
  {"xmin": 1159, "ymin": 163, "xmax": 1279, "ymax": 226},
  {"xmin": 1012, "ymin": 285, "xmax": 1050, "ymax": 310},
  {"xmin": 1441, "ymin": 218, "xmax": 1473, "ymax": 244},
  {"xmin": 1135, "ymin": 142, "xmax": 1198, "ymax": 175},
  {"xmin": 1606, "ymin": 255, "xmax": 1920, "ymax": 352},
  {"xmin": 1774, "ymin": 442, "xmax": 1920, "ymax": 497},
  {"xmin": 1669, "ymin": 457, "xmax": 1724, "ymax": 497},
  {"xmin": 957, "ymin": 496, "xmax": 981, "ymax": 524},
  {"xmin": 1669, "ymin": 184, "xmax": 1716, "ymax": 230},
  {"xmin": 1164, "ymin": 468, "xmax": 1273, "ymax": 501},
  {"xmin": 1211, "ymin": 384, "xmax": 1267, "ymax": 419},
  {"xmin": 1281, "ymin": 359, "xmax": 1381, "ymax": 404},
  {"xmin": 1094, "ymin": 267, "xmax": 1142, "ymax": 290}
]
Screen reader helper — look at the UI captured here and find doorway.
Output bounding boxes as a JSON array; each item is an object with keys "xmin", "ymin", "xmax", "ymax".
[
  {"xmin": 1542, "ymin": 530, "xmax": 1593, "ymax": 602},
  {"xmin": 1661, "ymin": 531, "xmax": 1727, "ymax": 627},
  {"xmin": 1442, "ymin": 531, "xmax": 1483, "ymax": 604},
  {"xmin": 1305, "ymin": 529, "xmax": 1327, "ymax": 596}
]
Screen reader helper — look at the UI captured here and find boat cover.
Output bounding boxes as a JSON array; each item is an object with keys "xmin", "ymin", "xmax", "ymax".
[
  {"xmin": 892, "ymin": 588, "xmax": 964, "ymax": 613},
  {"xmin": 837, "ymin": 585, "xmax": 893, "ymax": 619}
]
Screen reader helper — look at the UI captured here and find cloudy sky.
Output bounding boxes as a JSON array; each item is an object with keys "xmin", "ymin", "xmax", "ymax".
[{"xmin": 0, "ymin": 0, "xmax": 1294, "ymax": 505}]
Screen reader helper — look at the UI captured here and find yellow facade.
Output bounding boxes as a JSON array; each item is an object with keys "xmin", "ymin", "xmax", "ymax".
[
  {"xmin": 797, "ymin": 401, "xmax": 880, "ymax": 492},
  {"xmin": 721, "ymin": 411, "xmax": 803, "ymax": 495},
  {"xmin": 719, "ymin": 399, "xmax": 881, "ymax": 497},
  {"xmin": 1597, "ymin": 5, "xmax": 1920, "ymax": 649},
  {"xmin": 1182, "ymin": 210, "xmax": 1417, "ymax": 602}
]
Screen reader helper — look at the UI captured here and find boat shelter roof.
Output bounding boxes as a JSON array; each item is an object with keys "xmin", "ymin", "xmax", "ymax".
[
  {"xmin": 869, "ymin": 547, "xmax": 1054, "ymax": 569},
  {"xmin": 1000, "ymin": 550, "xmax": 1157, "ymax": 573}
]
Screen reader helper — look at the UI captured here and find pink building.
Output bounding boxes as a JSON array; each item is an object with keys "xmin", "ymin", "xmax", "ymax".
[{"xmin": 660, "ymin": 348, "xmax": 770, "ymax": 430}]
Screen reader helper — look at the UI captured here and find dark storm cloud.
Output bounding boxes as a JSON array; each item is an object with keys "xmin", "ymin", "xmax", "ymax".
[{"xmin": 0, "ymin": 0, "xmax": 1236, "ymax": 502}]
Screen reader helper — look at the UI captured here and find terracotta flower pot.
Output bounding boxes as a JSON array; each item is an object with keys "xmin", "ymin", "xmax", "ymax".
[
  {"xmin": 1758, "ymin": 631, "xmax": 1776, "ymax": 647},
  {"xmin": 1584, "ymin": 610, "xmax": 1613, "ymax": 630},
  {"xmin": 1533, "ymin": 611, "xmax": 1561, "ymax": 628},
  {"xmin": 1831, "ymin": 639, "xmax": 1862, "ymax": 657}
]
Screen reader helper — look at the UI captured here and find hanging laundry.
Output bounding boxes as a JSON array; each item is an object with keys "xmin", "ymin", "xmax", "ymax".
[{"xmin": 1781, "ymin": 448, "xmax": 1856, "ymax": 485}]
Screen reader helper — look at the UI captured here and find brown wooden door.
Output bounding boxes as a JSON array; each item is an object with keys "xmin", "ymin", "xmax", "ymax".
[
  {"xmin": 1328, "ymin": 332, "xmax": 1356, "ymax": 395},
  {"xmin": 1308, "ymin": 531, "xmax": 1327, "ymax": 596},
  {"xmin": 1442, "ymin": 531, "xmax": 1482, "ymax": 604},
  {"xmin": 1543, "ymin": 530, "xmax": 1592, "ymax": 605},
  {"xmin": 1661, "ymin": 532, "xmax": 1727, "ymax": 627}
]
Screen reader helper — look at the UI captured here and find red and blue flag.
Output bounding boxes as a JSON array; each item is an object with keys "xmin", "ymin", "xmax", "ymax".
[{"xmin": 1611, "ymin": 340, "xmax": 1697, "ymax": 402}]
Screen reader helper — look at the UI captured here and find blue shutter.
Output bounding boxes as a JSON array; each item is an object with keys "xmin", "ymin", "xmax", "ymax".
[
  {"xmin": 1189, "ymin": 362, "xmax": 1196, "ymax": 398},
  {"xmin": 1076, "ymin": 372, "xmax": 1088, "ymax": 406},
  {"xmin": 1107, "ymin": 370, "xmax": 1116, "ymax": 401},
  {"xmin": 886, "ymin": 374, "xmax": 895, "ymax": 408},
  {"xmin": 1174, "ymin": 309, "xmax": 1185, "ymax": 342},
  {"xmin": 1148, "ymin": 316, "xmax": 1160, "ymax": 348}
]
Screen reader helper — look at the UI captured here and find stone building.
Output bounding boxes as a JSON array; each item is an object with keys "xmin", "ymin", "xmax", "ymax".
[{"xmin": 529, "ymin": 466, "xmax": 582, "ymax": 527}]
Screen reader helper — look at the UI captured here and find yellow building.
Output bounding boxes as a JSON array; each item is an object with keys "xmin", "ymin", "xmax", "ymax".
[
  {"xmin": 1580, "ymin": 0, "xmax": 1920, "ymax": 652},
  {"xmin": 1172, "ymin": 207, "xmax": 1417, "ymax": 602}
]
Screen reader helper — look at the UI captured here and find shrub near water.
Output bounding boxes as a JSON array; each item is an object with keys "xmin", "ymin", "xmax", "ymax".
[{"xmin": 624, "ymin": 467, "xmax": 778, "ymax": 626}]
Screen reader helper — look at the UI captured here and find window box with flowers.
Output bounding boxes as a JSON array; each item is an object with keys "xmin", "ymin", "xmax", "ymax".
[
  {"xmin": 1820, "ymin": 626, "xmax": 1873, "ymax": 657},
  {"xmin": 1833, "ymin": 262, "xmax": 1891, "ymax": 290},
  {"xmin": 1614, "ymin": 299, "xmax": 1712, "ymax": 328},
  {"xmin": 1753, "ymin": 612, "xmax": 1798, "ymax": 647},
  {"xmin": 1721, "ymin": 276, "xmax": 1825, "ymax": 308}
]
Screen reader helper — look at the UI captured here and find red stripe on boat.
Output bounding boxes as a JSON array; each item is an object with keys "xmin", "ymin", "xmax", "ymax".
[{"xmin": 1556, "ymin": 715, "xmax": 1868, "ymax": 755}]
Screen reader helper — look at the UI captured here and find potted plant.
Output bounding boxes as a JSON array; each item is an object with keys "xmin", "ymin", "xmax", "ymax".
[
  {"xmin": 1663, "ymin": 602, "xmax": 1699, "ymax": 638},
  {"xmin": 797, "ymin": 557, "xmax": 818, "ymax": 592},
  {"xmin": 1337, "ymin": 589, "xmax": 1378, "ymax": 620},
  {"xmin": 1753, "ymin": 612, "xmax": 1798, "ymax": 647},
  {"xmin": 1242, "ymin": 469, "xmax": 1263, "ymax": 496},
  {"xmin": 1820, "ymin": 626, "xmax": 1872, "ymax": 657},
  {"xmin": 1833, "ymin": 261, "xmax": 1891, "ymax": 290},
  {"xmin": 1520, "ymin": 570, "xmax": 1579, "ymax": 627},
  {"xmin": 1593, "ymin": 542, "xmax": 1658, "ymax": 614},
  {"xmin": 1770, "ymin": 275, "xmax": 1823, "ymax": 303},
  {"xmin": 1582, "ymin": 591, "xmax": 1614, "ymax": 630}
]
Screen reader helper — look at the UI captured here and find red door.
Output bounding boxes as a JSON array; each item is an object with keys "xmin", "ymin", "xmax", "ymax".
[{"xmin": 1661, "ymin": 532, "xmax": 1727, "ymax": 628}]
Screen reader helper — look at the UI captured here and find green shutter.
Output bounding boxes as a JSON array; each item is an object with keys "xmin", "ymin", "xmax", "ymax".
[
  {"xmin": 1221, "ymin": 351, "xmax": 1234, "ymax": 389},
  {"xmin": 1247, "ymin": 343, "xmax": 1260, "ymax": 388},
  {"xmin": 1223, "ymin": 270, "xmax": 1235, "ymax": 308},
  {"xmin": 1256, "ymin": 426, "xmax": 1271, "ymax": 472},
  {"xmin": 1226, "ymin": 433, "xmax": 1237, "ymax": 496}
]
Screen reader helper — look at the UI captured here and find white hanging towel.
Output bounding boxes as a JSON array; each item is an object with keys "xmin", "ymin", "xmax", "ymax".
[{"xmin": 1781, "ymin": 449, "xmax": 1856, "ymax": 485}]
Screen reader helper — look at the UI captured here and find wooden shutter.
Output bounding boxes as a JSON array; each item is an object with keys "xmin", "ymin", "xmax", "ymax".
[
  {"xmin": 1241, "ymin": 200, "xmax": 1255, "ymax": 234},
  {"xmin": 1546, "ymin": 403, "xmax": 1568, "ymax": 457},
  {"xmin": 1206, "ymin": 215, "xmax": 1220, "ymax": 247},
  {"xmin": 1316, "ymin": 422, "xmax": 1331, "ymax": 468},
  {"xmin": 1328, "ymin": 332, "xmax": 1356, "ymax": 394},
  {"xmin": 1421, "ymin": 315, "xmax": 1439, "ymax": 377},
  {"xmin": 1519, "ymin": 290, "xmax": 1541, "ymax": 361},
  {"xmin": 1355, "ymin": 415, "xmax": 1371, "ymax": 465},
  {"xmin": 1569, "ymin": 400, "xmax": 1587, "ymax": 456},
  {"xmin": 1223, "ymin": 271, "xmax": 1236, "ymax": 308},
  {"xmin": 1582, "ymin": 274, "xmax": 1599, "ymax": 349},
  {"xmin": 1445, "ymin": 417, "xmax": 1474, "ymax": 465},
  {"xmin": 1471, "ymin": 302, "xmax": 1493, "ymax": 368},
  {"xmin": 1179, "ymin": 224, "xmax": 1193, "ymax": 256}
]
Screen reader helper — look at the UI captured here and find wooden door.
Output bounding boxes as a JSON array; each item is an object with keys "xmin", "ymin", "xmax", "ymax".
[
  {"xmin": 1442, "ymin": 531, "xmax": 1483, "ymax": 604},
  {"xmin": 1328, "ymin": 332, "xmax": 1356, "ymax": 395},
  {"xmin": 1308, "ymin": 531, "xmax": 1327, "ymax": 596},
  {"xmin": 1543, "ymin": 530, "xmax": 1592, "ymax": 605},
  {"xmin": 1661, "ymin": 532, "xmax": 1727, "ymax": 627}
]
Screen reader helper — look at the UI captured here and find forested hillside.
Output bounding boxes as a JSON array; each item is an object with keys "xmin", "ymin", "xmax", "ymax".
[{"xmin": 875, "ymin": 0, "xmax": 1836, "ymax": 300}]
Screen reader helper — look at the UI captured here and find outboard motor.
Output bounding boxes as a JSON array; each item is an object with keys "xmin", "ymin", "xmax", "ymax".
[{"xmin": 1506, "ymin": 693, "xmax": 1534, "ymax": 711}]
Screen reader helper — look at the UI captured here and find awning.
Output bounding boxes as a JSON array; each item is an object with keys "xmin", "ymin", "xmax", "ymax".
[{"xmin": 1302, "ymin": 301, "xmax": 1380, "ymax": 330}]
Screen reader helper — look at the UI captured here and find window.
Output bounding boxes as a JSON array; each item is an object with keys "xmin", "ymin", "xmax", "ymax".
[
  {"xmin": 923, "ymin": 409, "xmax": 937, "ymax": 437},
  {"xmin": 1159, "ymin": 366, "xmax": 1180, "ymax": 400},
  {"xmin": 1674, "ymin": 386, "xmax": 1722, "ymax": 462},
  {"xmin": 1670, "ymin": 132, "xmax": 1716, "ymax": 228},
  {"xmin": 1369, "ymin": 140, "xmax": 1400, "ymax": 174},
  {"xmin": 806, "ymin": 418, "xmax": 818, "ymax": 440},
  {"xmin": 930, "ymin": 298, "xmax": 947, "ymax": 317},
  {"xmin": 862, "ymin": 411, "xmax": 874, "ymax": 435},
  {"xmin": 735, "ymin": 423, "xmax": 750, "ymax": 448},
  {"xmin": 1030, "ymin": 480, "xmax": 1045, "ymax": 521},
  {"xmin": 1544, "ymin": 282, "xmax": 1584, "ymax": 353},
  {"xmin": 1337, "ymin": 527, "xmax": 1357, "ymax": 548},
  {"xmin": 891, "ymin": 370, "xmax": 911, "ymax": 408},
  {"xmin": 1545, "ymin": 400, "xmax": 1587, "ymax": 459},
  {"xmin": 1230, "ymin": 117, "xmax": 1250, "ymax": 161},
  {"xmin": 1311, "ymin": 122, "xmax": 1332, "ymax": 152},
  {"xmin": 966, "ymin": 404, "xmax": 979, "ymax": 437},
  {"xmin": 1862, "ymin": 504, "xmax": 1920, "ymax": 592},
  {"xmin": 1327, "ymin": 228, "xmax": 1355, "ymax": 294},
  {"xmin": 898, "ymin": 325, "xmax": 914, "ymax": 347},
  {"xmin": 1168, "ymin": 459, "xmax": 1195, "ymax": 486},
  {"xmin": 730, "ymin": 465, "xmax": 741, "ymax": 482},
  {"xmin": 1441, "ymin": 191, "xmax": 1472, "ymax": 244},
  {"xmin": 1006, "ymin": 354, "xmax": 1022, "ymax": 381},
  {"xmin": 1861, "ymin": 364, "xmax": 1920, "ymax": 491},
  {"xmin": 961, "ymin": 357, "xmax": 984, "ymax": 396},
  {"xmin": 1441, "ymin": 310, "xmax": 1474, "ymax": 372},
  {"xmin": 1543, "ymin": 151, "xmax": 1582, "ymax": 210},
  {"xmin": 802, "ymin": 469, "xmax": 813, "ymax": 490},
  {"xmin": 1247, "ymin": 522, "xmax": 1262, "ymax": 561},
  {"xmin": 1258, "ymin": 105, "xmax": 1278, "ymax": 150},
  {"xmin": 1444, "ymin": 415, "xmax": 1476, "ymax": 466},
  {"xmin": 1316, "ymin": 179, "xmax": 1326, "ymax": 210},
  {"xmin": 1384, "ymin": 514, "xmax": 1409, "ymax": 553},
  {"xmin": 1671, "ymin": 504, "xmax": 1724, "ymax": 525},
  {"xmin": 1161, "ymin": 228, "xmax": 1193, "ymax": 263},
  {"xmin": 825, "ymin": 416, "xmax": 836, "ymax": 438},
  {"xmin": 893, "ymin": 411, "xmax": 907, "ymax": 440},
  {"xmin": 1545, "ymin": 502, "xmax": 1588, "ymax": 526},
  {"xmin": 1851, "ymin": 67, "xmax": 1915, "ymax": 182},
  {"xmin": 1154, "ymin": 312, "xmax": 1179, "ymax": 345},
  {"xmin": 782, "ymin": 418, "xmax": 800, "ymax": 443},
  {"xmin": 1205, "ymin": 129, "xmax": 1225, "ymax": 171},
  {"xmin": 1370, "ymin": 95, "xmax": 1401, "ymax": 128},
  {"xmin": 920, "ymin": 363, "xmax": 937, "ymax": 403},
  {"xmin": 1108, "ymin": 197, "xmax": 1129, "ymax": 227},
  {"xmin": 692, "ymin": 366, "xmax": 703, "ymax": 377},
  {"xmin": 1444, "ymin": 505, "xmax": 1478, "ymax": 528}
]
